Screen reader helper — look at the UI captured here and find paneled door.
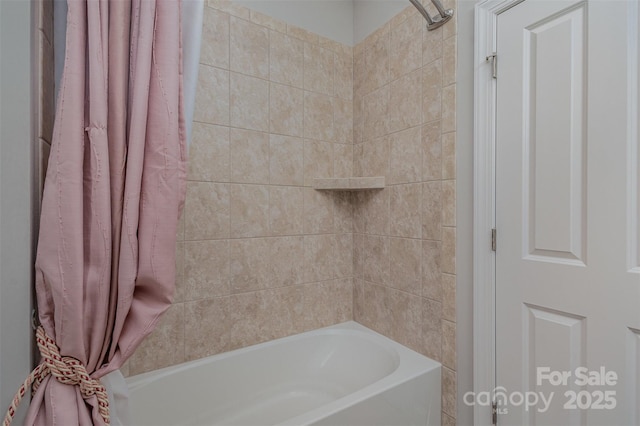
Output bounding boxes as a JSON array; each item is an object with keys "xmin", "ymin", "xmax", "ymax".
[{"xmin": 495, "ymin": 0, "xmax": 640, "ymax": 424}]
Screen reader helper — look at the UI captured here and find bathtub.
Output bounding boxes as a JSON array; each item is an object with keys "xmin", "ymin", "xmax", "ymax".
[{"xmin": 126, "ymin": 321, "xmax": 441, "ymax": 426}]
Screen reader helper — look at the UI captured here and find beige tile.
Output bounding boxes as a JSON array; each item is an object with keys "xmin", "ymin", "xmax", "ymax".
[
  {"xmin": 269, "ymin": 236, "xmax": 305, "ymax": 287},
  {"xmin": 390, "ymin": 14, "xmax": 422, "ymax": 80},
  {"xmin": 334, "ymin": 144, "xmax": 353, "ymax": 178},
  {"xmin": 336, "ymin": 233, "xmax": 354, "ymax": 278},
  {"xmin": 423, "ymin": 181, "xmax": 443, "ymax": 240},
  {"xmin": 230, "ymin": 128, "xmax": 269, "ymax": 184},
  {"xmin": 129, "ymin": 304, "xmax": 185, "ymax": 375},
  {"xmin": 287, "ymin": 24, "xmax": 319, "ymax": 44},
  {"xmin": 364, "ymin": 29, "xmax": 390, "ymax": 93},
  {"xmin": 249, "ymin": 9, "xmax": 287, "ymax": 32},
  {"xmin": 188, "ymin": 123, "xmax": 230, "ymax": 182},
  {"xmin": 230, "ymin": 184, "xmax": 269, "ymax": 237},
  {"xmin": 333, "ymin": 98, "xmax": 353, "ymax": 144},
  {"xmin": 423, "ymin": 240, "xmax": 442, "ymax": 301},
  {"xmin": 362, "ymin": 282, "xmax": 391, "ymax": 336},
  {"xmin": 389, "ymin": 237, "xmax": 422, "ymax": 295},
  {"xmin": 270, "ymin": 31, "xmax": 304, "ymax": 88},
  {"xmin": 364, "ymin": 85, "xmax": 389, "ymax": 141},
  {"xmin": 389, "ymin": 4, "xmax": 419, "ymax": 28},
  {"xmin": 423, "ymin": 120, "xmax": 442, "ymax": 181},
  {"xmin": 303, "ymin": 139, "xmax": 333, "ymax": 186},
  {"xmin": 422, "ymin": 298, "xmax": 442, "ymax": 361},
  {"xmin": 334, "ymin": 192, "xmax": 354, "ymax": 233},
  {"xmin": 389, "ymin": 126, "xmax": 422, "ymax": 184},
  {"xmin": 194, "ymin": 64, "xmax": 229, "ymax": 126},
  {"xmin": 388, "ymin": 69, "xmax": 422, "ymax": 133},
  {"xmin": 229, "ymin": 238, "xmax": 269, "ymax": 293},
  {"xmin": 353, "ymin": 278, "xmax": 365, "ymax": 321},
  {"xmin": 362, "ymin": 188, "xmax": 390, "ymax": 235},
  {"xmin": 184, "ymin": 182, "xmax": 230, "ymax": 240},
  {"xmin": 269, "ymin": 134, "xmax": 303, "ymax": 186},
  {"xmin": 353, "ymin": 50, "xmax": 366, "ymax": 99},
  {"xmin": 230, "ymin": 73, "xmax": 269, "ymax": 132},
  {"xmin": 442, "ymin": 367, "xmax": 457, "ymax": 418},
  {"xmin": 269, "ymin": 186, "xmax": 304, "ymax": 236},
  {"xmin": 442, "ymin": 179, "xmax": 456, "ymax": 227},
  {"xmin": 174, "ymin": 242, "xmax": 185, "ymax": 303},
  {"xmin": 390, "ymin": 183, "xmax": 422, "ymax": 238},
  {"xmin": 442, "ymin": 226, "xmax": 456, "ymax": 274},
  {"xmin": 270, "ymin": 83, "xmax": 304, "ymax": 138},
  {"xmin": 185, "ymin": 297, "xmax": 230, "ymax": 360},
  {"xmin": 304, "ymin": 234, "xmax": 337, "ymax": 282},
  {"xmin": 363, "ymin": 234, "xmax": 389, "ymax": 285},
  {"xmin": 442, "ymin": 84, "xmax": 456, "ymax": 133},
  {"xmin": 303, "ymin": 279, "xmax": 352, "ymax": 330},
  {"xmin": 442, "ymin": 320, "xmax": 456, "ymax": 370},
  {"xmin": 422, "ymin": 59, "xmax": 442, "ymax": 124},
  {"xmin": 230, "ymin": 16, "xmax": 269, "ymax": 79},
  {"xmin": 304, "ymin": 43, "xmax": 334, "ymax": 95},
  {"xmin": 184, "ymin": 240, "xmax": 230, "ymax": 300},
  {"xmin": 261, "ymin": 286, "xmax": 305, "ymax": 339},
  {"xmin": 423, "ymin": 25, "xmax": 443, "ymax": 66},
  {"xmin": 388, "ymin": 288, "xmax": 423, "ymax": 352},
  {"xmin": 442, "ymin": 131, "xmax": 456, "ymax": 180},
  {"xmin": 353, "ymin": 233, "xmax": 365, "ymax": 279},
  {"xmin": 303, "ymin": 188, "xmax": 334, "ymax": 234},
  {"xmin": 442, "ymin": 273, "xmax": 456, "ymax": 322},
  {"xmin": 353, "ymin": 143, "xmax": 365, "ymax": 176},
  {"xmin": 207, "ymin": 0, "xmax": 250, "ymax": 19},
  {"xmin": 304, "ymin": 91, "xmax": 334, "ymax": 142},
  {"xmin": 442, "ymin": 0, "xmax": 458, "ymax": 39},
  {"xmin": 362, "ymin": 136, "xmax": 389, "ymax": 178},
  {"xmin": 227, "ymin": 291, "xmax": 265, "ymax": 349},
  {"xmin": 364, "ymin": 22, "xmax": 390, "ymax": 52},
  {"xmin": 334, "ymin": 51, "xmax": 354, "ymax": 101},
  {"xmin": 443, "ymin": 35, "xmax": 457, "ymax": 87},
  {"xmin": 201, "ymin": 8, "xmax": 229, "ymax": 69}
]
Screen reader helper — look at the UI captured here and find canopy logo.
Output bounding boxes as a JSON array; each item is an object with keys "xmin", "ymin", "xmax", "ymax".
[{"xmin": 463, "ymin": 367, "xmax": 618, "ymax": 414}]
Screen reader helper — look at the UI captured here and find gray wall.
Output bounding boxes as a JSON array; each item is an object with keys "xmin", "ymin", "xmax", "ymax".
[{"xmin": 0, "ymin": 1, "xmax": 35, "ymax": 423}]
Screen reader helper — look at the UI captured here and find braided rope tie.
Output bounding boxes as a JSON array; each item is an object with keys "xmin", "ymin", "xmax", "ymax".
[{"xmin": 2, "ymin": 326, "xmax": 110, "ymax": 426}]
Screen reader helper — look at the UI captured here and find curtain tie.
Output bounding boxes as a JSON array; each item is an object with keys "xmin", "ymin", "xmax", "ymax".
[{"xmin": 2, "ymin": 326, "xmax": 110, "ymax": 426}]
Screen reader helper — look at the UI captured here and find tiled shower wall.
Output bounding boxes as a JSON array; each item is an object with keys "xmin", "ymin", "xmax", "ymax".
[
  {"xmin": 126, "ymin": 1, "xmax": 458, "ymax": 424},
  {"xmin": 125, "ymin": 0, "xmax": 356, "ymax": 375},
  {"xmin": 351, "ymin": 2, "xmax": 458, "ymax": 424}
]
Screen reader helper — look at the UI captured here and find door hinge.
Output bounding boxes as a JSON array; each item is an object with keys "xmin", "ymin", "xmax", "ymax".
[
  {"xmin": 492, "ymin": 401, "xmax": 498, "ymax": 425},
  {"xmin": 486, "ymin": 52, "xmax": 497, "ymax": 79},
  {"xmin": 491, "ymin": 228, "xmax": 497, "ymax": 252}
]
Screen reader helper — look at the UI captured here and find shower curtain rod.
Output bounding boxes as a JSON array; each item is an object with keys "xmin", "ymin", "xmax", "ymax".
[{"xmin": 409, "ymin": 0, "xmax": 454, "ymax": 30}]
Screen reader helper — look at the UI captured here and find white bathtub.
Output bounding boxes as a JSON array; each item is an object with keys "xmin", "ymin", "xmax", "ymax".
[{"xmin": 126, "ymin": 321, "xmax": 441, "ymax": 426}]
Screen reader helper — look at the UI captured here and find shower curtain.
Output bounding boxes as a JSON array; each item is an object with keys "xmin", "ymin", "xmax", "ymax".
[{"xmin": 15, "ymin": 0, "xmax": 191, "ymax": 424}]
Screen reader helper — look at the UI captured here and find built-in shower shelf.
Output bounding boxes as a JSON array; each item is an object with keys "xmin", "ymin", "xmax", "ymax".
[{"xmin": 312, "ymin": 177, "xmax": 385, "ymax": 191}]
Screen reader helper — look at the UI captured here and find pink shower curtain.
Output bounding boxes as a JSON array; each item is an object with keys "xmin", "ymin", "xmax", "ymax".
[{"xmin": 25, "ymin": 0, "xmax": 186, "ymax": 424}]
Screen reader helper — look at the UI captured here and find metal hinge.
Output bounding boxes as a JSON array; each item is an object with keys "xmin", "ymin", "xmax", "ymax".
[
  {"xmin": 486, "ymin": 53, "xmax": 497, "ymax": 79},
  {"xmin": 491, "ymin": 228, "xmax": 497, "ymax": 252},
  {"xmin": 492, "ymin": 401, "xmax": 498, "ymax": 425}
]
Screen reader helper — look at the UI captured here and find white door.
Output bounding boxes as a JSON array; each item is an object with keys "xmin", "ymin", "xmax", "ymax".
[{"xmin": 495, "ymin": 0, "xmax": 640, "ymax": 424}]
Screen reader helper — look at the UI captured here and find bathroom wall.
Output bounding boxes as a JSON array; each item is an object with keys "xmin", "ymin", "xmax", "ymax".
[
  {"xmin": 0, "ymin": 0, "xmax": 53, "ymax": 418},
  {"xmin": 233, "ymin": 0, "xmax": 355, "ymax": 45},
  {"xmin": 124, "ymin": 0, "xmax": 355, "ymax": 376},
  {"xmin": 351, "ymin": 1, "xmax": 458, "ymax": 424},
  {"xmin": 124, "ymin": 2, "xmax": 460, "ymax": 424}
]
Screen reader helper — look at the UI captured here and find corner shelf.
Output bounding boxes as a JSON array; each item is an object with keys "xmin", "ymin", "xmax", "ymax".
[{"xmin": 312, "ymin": 177, "xmax": 385, "ymax": 191}]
